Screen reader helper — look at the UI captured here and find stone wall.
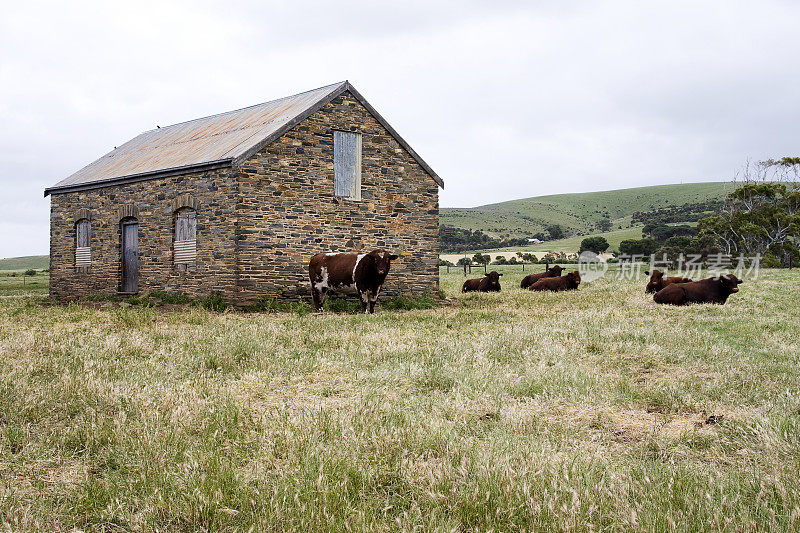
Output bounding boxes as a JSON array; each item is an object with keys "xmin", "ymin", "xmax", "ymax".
[
  {"xmin": 48, "ymin": 169, "xmax": 239, "ymax": 301},
  {"xmin": 235, "ymin": 91, "xmax": 440, "ymax": 303},
  {"xmin": 49, "ymin": 90, "xmax": 440, "ymax": 304}
]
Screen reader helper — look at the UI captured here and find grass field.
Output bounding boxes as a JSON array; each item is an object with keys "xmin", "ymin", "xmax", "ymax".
[
  {"xmin": 2, "ymin": 268, "xmax": 800, "ymax": 530},
  {"xmin": 0, "ymin": 255, "xmax": 48, "ymax": 272},
  {"xmin": 441, "ymin": 182, "xmax": 730, "ymax": 239}
]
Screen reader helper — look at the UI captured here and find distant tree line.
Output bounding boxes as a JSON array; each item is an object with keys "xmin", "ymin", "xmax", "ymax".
[
  {"xmin": 632, "ymin": 200, "xmax": 725, "ymax": 225},
  {"xmin": 438, "ymin": 226, "xmax": 529, "ymax": 253},
  {"xmin": 438, "ymin": 225, "xmax": 569, "ymax": 253}
]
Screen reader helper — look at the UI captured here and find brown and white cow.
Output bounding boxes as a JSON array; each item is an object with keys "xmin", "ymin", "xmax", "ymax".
[
  {"xmin": 520, "ymin": 265, "xmax": 564, "ymax": 289},
  {"xmin": 644, "ymin": 269, "xmax": 692, "ymax": 293},
  {"xmin": 462, "ymin": 271, "xmax": 502, "ymax": 292},
  {"xmin": 309, "ymin": 249, "xmax": 398, "ymax": 313}
]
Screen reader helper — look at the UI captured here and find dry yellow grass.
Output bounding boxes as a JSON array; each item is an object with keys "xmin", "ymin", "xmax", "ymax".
[{"xmin": 0, "ymin": 268, "xmax": 799, "ymax": 530}]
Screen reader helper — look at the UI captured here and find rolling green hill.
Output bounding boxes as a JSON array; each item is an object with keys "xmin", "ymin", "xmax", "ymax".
[
  {"xmin": 441, "ymin": 182, "xmax": 732, "ymax": 239},
  {"xmin": 0, "ymin": 255, "xmax": 49, "ymax": 271}
]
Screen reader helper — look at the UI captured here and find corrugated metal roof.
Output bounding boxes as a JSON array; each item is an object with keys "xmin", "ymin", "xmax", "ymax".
[{"xmin": 45, "ymin": 81, "xmax": 443, "ymax": 195}]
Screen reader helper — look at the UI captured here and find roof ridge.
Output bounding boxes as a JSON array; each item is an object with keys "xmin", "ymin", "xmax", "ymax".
[{"xmin": 143, "ymin": 81, "xmax": 348, "ymax": 133}]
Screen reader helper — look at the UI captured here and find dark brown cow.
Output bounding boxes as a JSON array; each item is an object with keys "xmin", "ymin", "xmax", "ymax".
[
  {"xmin": 309, "ymin": 249, "xmax": 398, "ymax": 313},
  {"xmin": 529, "ymin": 270, "xmax": 581, "ymax": 292},
  {"xmin": 653, "ymin": 274, "xmax": 743, "ymax": 305},
  {"xmin": 520, "ymin": 265, "xmax": 564, "ymax": 289},
  {"xmin": 644, "ymin": 269, "xmax": 692, "ymax": 293},
  {"xmin": 462, "ymin": 271, "xmax": 502, "ymax": 292}
]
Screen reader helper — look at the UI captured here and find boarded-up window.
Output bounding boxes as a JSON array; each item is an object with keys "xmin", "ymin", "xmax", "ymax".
[
  {"xmin": 75, "ymin": 219, "xmax": 91, "ymax": 268},
  {"xmin": 174, "ymin": 208, "xmax": 197, "ymax": 270},
  {"xmin": 334, "ymin": 131, "xmax": 362, "ymax": 200}
]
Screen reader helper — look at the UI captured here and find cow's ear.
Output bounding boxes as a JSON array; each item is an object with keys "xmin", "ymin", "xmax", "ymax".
[
  {"xmin": 737, "ymin": 278, "xmax": 744, "ymax": 283},
  {"xmin": 389, "ymin": 254, "xmax": 399, "ymax": 261}
]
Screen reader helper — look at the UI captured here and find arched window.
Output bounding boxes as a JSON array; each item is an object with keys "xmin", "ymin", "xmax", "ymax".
[
  {"xmin": 174, "ymin": 208, "xmax": 197, "ymax": 270},
  {"xmin": 75, "ymin": 218, "xmax": 91, "ymax": 269}
]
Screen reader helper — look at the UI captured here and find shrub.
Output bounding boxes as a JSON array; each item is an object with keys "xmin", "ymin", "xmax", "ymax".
[
  {"xmin": 383, "ymin": 293, "xmax": 437, "ymax": 311},
  {"xmin": 762, "ymin": 252, "xmax": 781, "ymax": 268},
  {"xmin": 244, "ymin": 298, "xmax": 311, "ymax": 315},
  {"xmin": 579, "ymin": 237, "xmax": 609, "ymax": 254},
  {"xmin": 193, "ymin": 292, "xmax": 228, "ymax": 312},
  {"xmin": 147, "ymin": 290, "xmax": 190, "ymax": 305},
  {"xmin": 619, "ymin": 238, "xmax": 659, "ymax": 257},
  {"xmin": 23, "ymin": 269, "xmax": 37, "ymax": 276}
]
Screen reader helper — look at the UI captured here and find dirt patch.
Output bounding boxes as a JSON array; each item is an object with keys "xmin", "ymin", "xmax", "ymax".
[
  {"xmin": 231, "ymin": 369, "xmax": 358, "ymax": 416},
  {"xmin": 507, "ymin": 401, "xmax": 732, "ymax": 445}
]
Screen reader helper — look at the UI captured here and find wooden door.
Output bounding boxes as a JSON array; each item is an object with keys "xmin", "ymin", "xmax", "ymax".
[{"xmin": 121, "ymin": 221, "xmax": 139, "ymax": 293}]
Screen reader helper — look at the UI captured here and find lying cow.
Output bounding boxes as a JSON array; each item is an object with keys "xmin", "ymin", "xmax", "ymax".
[
  {"xmin": 462, "ymin": 271, "xmax": 502, "ymax": 292},
  {"xmin": 520, "ymin": 265, "xmax": 564, "ymax": 289},
  {"xmin": 529, "ymin": 270, "xmax": 581, "ymax": 292},
  {"xmin": 309, "ymin": 249, "xmax": 398, "ymax": 313},
  {"xmin": 644, "ymin": 269, "xmax": 692, "ymax": 293},
  {"xmin": 653, "ymin": 274, "xmax": 743, "ymax": 305}
]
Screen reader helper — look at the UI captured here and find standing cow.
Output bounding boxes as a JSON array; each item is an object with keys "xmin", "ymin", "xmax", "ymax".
[
  {"xmin": 653, "ymin": 274, "xmax": 743, "ymax": 305},
  {"xmin": 309, "ymin": 249, "xmax": 398, "ymax": 313},
  {"xmin": 644, "ymin": 269, "xmax": 692, "ymax": 293},
  {"xmin": 462, "ymin": 271, "xmax": 502, "ymax": 292},
  {"xmin": 520, "ymin": 265, "xmax": 564, "ymax": 289}
]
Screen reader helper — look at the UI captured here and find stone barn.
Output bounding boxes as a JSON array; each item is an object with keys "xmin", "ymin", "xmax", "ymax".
[{"xmin": 44, "ymin": 81, "xmax": 443, "ymax": 304}]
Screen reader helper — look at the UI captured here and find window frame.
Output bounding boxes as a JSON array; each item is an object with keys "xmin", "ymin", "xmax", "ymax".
[
  {"xmin": 75, "ymin": 218, "xmax": 91, "ymax": 270},
  {"xmin": 173, "ymin": 207, "xmax": 197, "ymax": 271},
  {"xmin": 333, "ymin": 130, "xmax": 362, "ymax": 201}
]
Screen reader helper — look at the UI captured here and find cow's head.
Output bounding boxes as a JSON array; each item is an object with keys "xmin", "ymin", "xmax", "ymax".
[
  {"xmin": 567, "ymin": 270, "xmax": 581, "ymax": 288},
  {"xmin": 368, "ymin": 249, "xmax": 399, "ymax": 276},
  {"xmin": 645, "ymin": 269, "xmax": 664, "ymax": 293},
  {"xmin": 717, "ymin": 273, "xmax": 743, "ymax": 294},
  {"xmin": 486, "ymin": 270, "xmax": 502, "ymax": 285},
  {"xmin": 548, "ymin": 265, "xmax": 564, "ymax": 276}
]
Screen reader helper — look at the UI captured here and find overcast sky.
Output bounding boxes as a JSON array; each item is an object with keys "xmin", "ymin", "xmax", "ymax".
[{"xmin": 1, "ymin": 0, "xmax": 799, "ymax": 258}]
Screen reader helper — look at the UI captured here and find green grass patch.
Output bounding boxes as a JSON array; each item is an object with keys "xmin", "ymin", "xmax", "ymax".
[{"xmin": 382, "ymin": 293, "xmax": 438, "ymax": 311}]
